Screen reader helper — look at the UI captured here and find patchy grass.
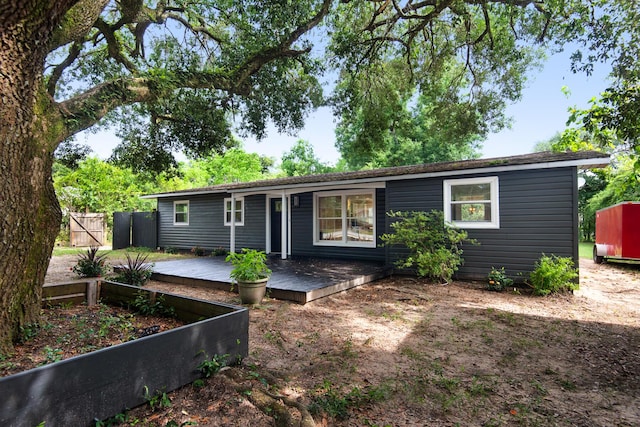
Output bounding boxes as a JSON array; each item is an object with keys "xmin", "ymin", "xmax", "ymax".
[{"xmin": 579, "ymin": 241, "xmax": 593, "ymax": 259}]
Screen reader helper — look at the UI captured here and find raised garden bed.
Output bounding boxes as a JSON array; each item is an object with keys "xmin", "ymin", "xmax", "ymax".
[{"xmin": 0, "ymin": 280, "xmax": 248, "ymax": 427}]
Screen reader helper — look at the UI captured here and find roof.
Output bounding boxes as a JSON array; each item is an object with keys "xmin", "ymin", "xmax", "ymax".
[{"xmin": 143, "ymin": 150, "xmax": 610, "ymax": 198}]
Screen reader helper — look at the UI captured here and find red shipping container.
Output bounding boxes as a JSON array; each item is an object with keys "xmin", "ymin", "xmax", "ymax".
[{"xmin": 594, "ymin": 202, "xmax": 640, "ymax": 263}]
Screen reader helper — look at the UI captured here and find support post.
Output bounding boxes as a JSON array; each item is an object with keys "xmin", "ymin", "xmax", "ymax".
[
  {"xmin": 281, "ymin": 192, "xmax": 287, "ymax": 259},
  {"xmin": 230, "ymin": 194, "xmax": 236, "ymax": 253}
]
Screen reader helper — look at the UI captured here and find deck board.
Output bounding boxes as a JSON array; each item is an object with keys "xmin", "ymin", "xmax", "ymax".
[{"xmin": 151, "ymin": 256, "xmax": 391, "ymax": 303}]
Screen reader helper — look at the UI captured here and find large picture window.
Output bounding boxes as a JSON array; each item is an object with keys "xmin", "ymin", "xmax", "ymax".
[
  {"xmin": 173, "ymin": 201, "xmax": 189, "ymax": 225},
  {"xmin": 224, "ymin": 197, "xmax": 244, "ymax": 226},
  {"xmin": 315, "ymin": 190, "xmax": 375, "ymax": 247},
  {"xmin": 444, "ymin": 177, "xmax": 499, "ymax": 229}
]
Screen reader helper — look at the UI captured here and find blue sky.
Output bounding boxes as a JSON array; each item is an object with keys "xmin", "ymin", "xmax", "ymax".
[{"xmin": 85, "ymin": 49, "xmax": 610, "ymax": 165}]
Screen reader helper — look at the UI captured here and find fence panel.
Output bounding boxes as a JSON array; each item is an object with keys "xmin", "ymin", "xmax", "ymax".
[
  {"xmin": 70, "ymin": 213, "xmax": 105, "ymax": 247},
  {"xmin": 112, "ymin": 212, "xmax": 132, "ymax": 250},
  {"xmin": 132, "ymin": 211, "xmax": 157, "ymax": 249}
]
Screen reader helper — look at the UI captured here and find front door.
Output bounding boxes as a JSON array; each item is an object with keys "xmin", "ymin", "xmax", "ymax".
[{"xmin": 270, "ymin": 198, "xmax": 282, "ymax": 252}]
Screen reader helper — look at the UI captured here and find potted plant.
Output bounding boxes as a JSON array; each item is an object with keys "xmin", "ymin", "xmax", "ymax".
[{"xmin": 226, "ymin": 248, "xmax": 272, "ymax": 304}]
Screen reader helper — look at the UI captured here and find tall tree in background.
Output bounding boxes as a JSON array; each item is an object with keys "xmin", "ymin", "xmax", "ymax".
[
  {"xmin": 329, "ymin": 0, "xmax": 639, "ymax": 168},
  {"xmin": 281, "ymin": 139, "xmax": 333, "ymax": 176},
  {"xmin": 0, "ymin": 0, "xmax": 330, "ymax": 352}
]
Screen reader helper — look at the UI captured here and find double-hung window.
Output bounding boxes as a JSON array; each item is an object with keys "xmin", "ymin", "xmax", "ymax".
[
  {"xmin": 224, "ymin": 197, "xmax": 244, "ymax": 226},
  {"xmin": 443, "ymin": 177, "xmax": 499, "ymax": 228},
  {"xmin": 173, "ymin": 201, "xmax": 189, "ymax": 225},
  {"xmin": 314, "ymin": 190, "xmax": 375, "ymax": 247}
]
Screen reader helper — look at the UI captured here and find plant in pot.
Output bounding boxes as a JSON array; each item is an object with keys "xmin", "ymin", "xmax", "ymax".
[{"xmin": 226, "ymin": 248, "xmax": 272, "ymax": 304}]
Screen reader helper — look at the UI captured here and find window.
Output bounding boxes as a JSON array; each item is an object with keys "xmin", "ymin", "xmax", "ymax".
[
  {"xmin": 224, "ymin": 197, "xmax": 244, "ymax": 226},
  {"xmin": 173, "ymin": 201, "xmax": 189, "ymax": 225},
  {"xmin": 314, "ymin": 190, "xmax": 375, "ymax": 247},
  {"xmin": 444, "ymin": 177, "xmax": 499, "ymax": 229}
]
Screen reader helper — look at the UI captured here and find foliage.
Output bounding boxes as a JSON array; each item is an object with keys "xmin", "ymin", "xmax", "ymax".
[
  {"xmin": 54, "ymin": 139, "xmax": 92, "ymax": 169},
  {"xmin": 131, "ymin": 292, "xmax": 176, "ymax": 318},
  {"xmin": 529, "ymin": 255, "xmax": 579, "ymax": 296},
  {"xmin": 212, "ymin": 247, "xmax": 228, "ymax": 257},
  {"xmin": 226, "ymin": 248, "xmax": 272, "ymax": 282},
  {"xmin": 164, "ymin": 247, "xmax": 179, "ymax": 255},
  {"xmin": 143, "ymin": 386, "xmax": 172, "ymax": 412},
  {"xmin": 281, "ymin": 139, "xmax": 333, "ymax": 176},
  {"xmin": 380, "ymin": 211, "xmax": 476, "ymax": 283},
  {"xmin": 486, "ymin": 267, "xmax": 514, "ymax": 292},
  {"xmin": 309, "ymin": 380, "xmax": 390, "ymax": 421},
  {"xmin": 113, "ymin": 253, "xmax": 154, "ymax": 287},
  {"xmin": 577, "ymin": 156, "xmax": 639, "ymax": 241},
  {"xmin": 72, "ymin": 246, "xmax": 109, "ymax": 278},
  {"xmin": 54, "ymin": 157, "xmax": 157, "ymax": 231},
  {"xmin": 190, "ymin": 246, "xmax": 207, "ymax": 257},
  {"xmin": 197, "ymin": 353, "xmax": 229, "ymax": 378},
  {"xmin": 45, "ymin": 1, "xmax": 330, "ymax": 175},
  {"xmin": 334, "ymin": 62, "xmax": 483, "ymax": 169}
]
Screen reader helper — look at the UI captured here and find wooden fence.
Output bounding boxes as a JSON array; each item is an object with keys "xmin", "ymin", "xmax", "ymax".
[{"xmin": 70, "ymin": 212, "xmax": 105, "ymax": 247}]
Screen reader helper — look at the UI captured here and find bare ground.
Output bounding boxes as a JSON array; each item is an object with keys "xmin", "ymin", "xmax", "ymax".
[{"xmin": 37, "ymin": 256, "xmax": 640, "ymax": 426}]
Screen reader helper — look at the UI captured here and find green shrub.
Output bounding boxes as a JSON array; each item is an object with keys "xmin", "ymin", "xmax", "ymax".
[
  {"xmin": 212, "ymin": 246, "xmax": 228, "ymax": 256},
  {"xmin": 487, "ymin": 267, "xmax": 514, "ymax": 291},
  {"xmin": 380, "ymin": 210, "xmax": 476, "ymax": 283},
  {"xmin": 72, "ymin": 246, "xmax": 109, "ymax": 278},
  {"xmin": 164, "ymin": 246, "xmax": 179, "ymax": 254},
  {"xmin": 113, "ymin": 253, "xmax": 154, "ymax": 286},
  {"xmin": 191, "ymin": 246, "xmax": 207, "ymax": 256},
  {"xmin": 529, "ymin": 254, "xmax": 579, "ymax": 296}
]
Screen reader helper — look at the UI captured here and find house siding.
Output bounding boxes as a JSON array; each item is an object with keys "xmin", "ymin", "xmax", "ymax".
[
  {"xmin": 157, "ymin": 193, "xmax": 266, "ymax": 251},
  {"xmin": 386, "ymin": 167, "xmax": 579, "ymax": 280},
  {"xmin": 290, "ymin": 188, "xmax": 386, "ymax": 261}
]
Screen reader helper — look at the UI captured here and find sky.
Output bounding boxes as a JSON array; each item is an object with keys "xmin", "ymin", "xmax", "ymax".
[{"xmin": 83, "ymin": 49, "xmax": 611, "ymax": 165}]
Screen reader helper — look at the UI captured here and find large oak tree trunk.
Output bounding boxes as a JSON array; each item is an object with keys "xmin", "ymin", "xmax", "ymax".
[{"xmin": 0, "ymin": 1, "xmax": 75, "ymax": 353}]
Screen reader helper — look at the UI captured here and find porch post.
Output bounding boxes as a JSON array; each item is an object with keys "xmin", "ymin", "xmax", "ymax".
[
  {"xmin": 281, "ymin": 191, "xmax": 287, "ymax": 259},
  {"xmin": 230, "ymin": 194, "xmax": 236, "ymax": 253}
]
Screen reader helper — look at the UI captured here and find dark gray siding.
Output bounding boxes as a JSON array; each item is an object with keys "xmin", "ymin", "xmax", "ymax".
[
  {"xmin": 157, "ymin": 194, "xmax": 266, "ymax": 251},
  {"xmin": 386, "ymin": 167, "xmax": 579, "ymax": 280},
  {"xmin": 291, "ymin": 188, "xmax": 386, "ymax": 261}
]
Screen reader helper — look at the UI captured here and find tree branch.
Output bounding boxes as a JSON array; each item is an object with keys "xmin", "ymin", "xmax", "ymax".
[
  {"xmin": 47, "ymin": 41, "xmax": 82, "ymax": 96},
  {"xmin": 233, "ymin": 0, "xmax": 332, "ymax": 90},
  {"xmin": 49, "ymin": 0, "xmax": 109, "ymax": 52}
]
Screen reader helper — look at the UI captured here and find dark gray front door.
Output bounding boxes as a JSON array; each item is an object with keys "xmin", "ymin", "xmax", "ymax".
[{"xmin": 270, "ymin": 199, "xmax": 282, "ymax": 252}]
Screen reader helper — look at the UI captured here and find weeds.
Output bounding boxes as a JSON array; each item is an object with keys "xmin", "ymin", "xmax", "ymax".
[
  {"xmin": 131, "ymin": 292, "xmax": 176, "ymax": 317},
  {"xmin": 143, "ymin": 386, "xmax": 172, "ymax": 411},
  {"xmin": 529, "ymin": 254, "xmax": 579, "ymax": 295},
  {"xmin": 197, "ymin": 352, "xmax": 229, "ymax": 378},
  {"xmin": 309, "ymin": 380, "xmax": 390, "ymax": 421}
]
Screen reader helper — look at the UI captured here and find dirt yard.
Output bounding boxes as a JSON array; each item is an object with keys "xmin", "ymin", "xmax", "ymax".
[{"xmin": 41, "ymin": 255, "xmax": 640, "ymax": 426}]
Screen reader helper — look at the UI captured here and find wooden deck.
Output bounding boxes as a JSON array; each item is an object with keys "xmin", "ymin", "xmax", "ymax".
[{"xmin": 151, "ymin": 256, "xmax": 391, "ymax": 304}]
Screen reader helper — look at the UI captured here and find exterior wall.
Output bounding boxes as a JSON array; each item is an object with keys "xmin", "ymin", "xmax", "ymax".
[
  {"xmin": 290, "ymin": 188, "xmax": 386, "ymax": 262},
  {"xmin": 157, "ymin": 193, "xmax": 266, "ymax": 251},
  {"xmin": 386, "ymin": 167, "xmax": 579, "ymax": 280}
]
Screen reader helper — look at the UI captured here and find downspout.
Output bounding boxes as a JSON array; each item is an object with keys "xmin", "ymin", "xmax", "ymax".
[
  {"xmin": 230, "ymin": 194, "xmax": 236, "ymax": 253},
  {"xmin": 281, "ymin": 191, "xmax": 287, "ymax": 259}
]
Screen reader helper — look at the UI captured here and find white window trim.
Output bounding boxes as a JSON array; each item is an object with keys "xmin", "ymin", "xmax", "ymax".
[
  {"xmin": 313, "ymin": 189, "xmax": 376, "ymax": 248},
  {"xmin": 224, "ymin": 197, "xmax": 244, "ymax": 226},
  {"xmin": 443, "ymin": 176, "xmax": 500, "ymax": 229},
  {"xmin": 173, "ymin": 200, "xmax": 189, "ymax": 226}
]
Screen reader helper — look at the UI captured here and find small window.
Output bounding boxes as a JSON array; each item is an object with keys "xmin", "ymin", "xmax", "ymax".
[
  {"xmin": 444, "ymin": 177, "xmax": 499, "ymax": 229},
  {"xmin": 224, "ymin": 197, "xmax": 244, "ymax": 226},
  {"xmin": 173, "ymin": 201, "xmax": 189, "ymax": 225}
]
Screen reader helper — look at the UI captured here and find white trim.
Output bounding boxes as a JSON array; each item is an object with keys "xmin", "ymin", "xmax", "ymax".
[
  {"xmin": 173, "ymin": 200, "xmax": 189, "ymax": 226},
  {"xmin": 313, "ymin": 189, "xmax": 376, "ymax": 248},
  {"xmin": 224, "ymin": 197, "xmax": 244, "ymax": 226},
  {"xmin": 443, "ymin": 176, "xmax": 499, "ymax": 229}
]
